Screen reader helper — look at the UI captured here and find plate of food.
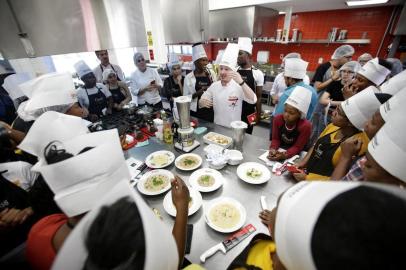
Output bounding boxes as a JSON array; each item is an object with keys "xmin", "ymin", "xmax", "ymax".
[
  {"xmin": 175, "ymin": 153, "xmax": 202, "ymax": 171},
  {"xmin": 189, "ymin": 168, "xmax": 224, "ymax": 192},
  {"xmin": 163, "ymin": 188, "xmax": 203, "ymax": 217},
  {"xmin": 203, "ymin": 132, "xmax": 233, "ymax": 148},
  {"xmin": 145, "ymin": 150, "xmax": 175, "ymax": 169},
  {"xmin": 205, "ymin": 197, "xmax": 246, "ymax": 233},
  {"xmin": 236, "ymin": 162, "xmax": 271, "ymax": 184},
  {"xmin": 137, "ymin": 169, "xmax": 174, "ymax": 195}
]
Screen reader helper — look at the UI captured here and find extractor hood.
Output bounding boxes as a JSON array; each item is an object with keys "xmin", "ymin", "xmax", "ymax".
[
  {"xmin": 209, "ymin": 6, "xmax": 279, "ymax": 39},
  {"xmin": 0, "ymin": 0, "xmax": 148, "ymax": 59}
]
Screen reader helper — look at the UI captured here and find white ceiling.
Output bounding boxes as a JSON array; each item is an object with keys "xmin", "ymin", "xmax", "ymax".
[{"xmin": 261, "ymin": 0, "xmax": 404, "ymax": 12}]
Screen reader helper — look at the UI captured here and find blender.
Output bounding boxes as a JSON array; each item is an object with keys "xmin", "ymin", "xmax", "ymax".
[{"xmin": 173, "ymin": 96, "xmax": 200, "ymax": 152}]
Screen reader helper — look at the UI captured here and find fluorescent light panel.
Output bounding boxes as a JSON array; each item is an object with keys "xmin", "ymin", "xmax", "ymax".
[{"xmin": 346, "ymin": 0, "xmax": 389, "ymax": 6}]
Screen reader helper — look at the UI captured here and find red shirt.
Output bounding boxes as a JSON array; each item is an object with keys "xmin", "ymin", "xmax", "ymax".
[
  {"xmin": 270, "ymin": 114, "xmax": 312, "ymax": 158},
  {"xmin": 26, "ymin": 213, "xmax": 68, "ymax": 270}
]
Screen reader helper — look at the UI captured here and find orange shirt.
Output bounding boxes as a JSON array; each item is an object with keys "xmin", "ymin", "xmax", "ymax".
[{"xmin": 26, "ymin": 213, "xmax": 68, "ymax": 270}]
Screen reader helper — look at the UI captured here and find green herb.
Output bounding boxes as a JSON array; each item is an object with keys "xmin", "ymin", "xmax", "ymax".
[
  {"xmin": 183, "ymin": 158, "xmax": 195, "ymax": 165},
  {"xmin": 201, "ymin": 175, "xmax": 210, "ymax": 182},
  {"xmin": 152, "ymin": 177, "xmax": 164, "ymax": 186}
]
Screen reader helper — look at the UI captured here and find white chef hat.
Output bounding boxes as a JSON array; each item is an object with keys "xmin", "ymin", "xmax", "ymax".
[
  {"xmin": 285, "ymin": 86, "xmax": 312, "ymax": 118},
  {"xmin": 2, "ymin": 73, "xmax": 33, "ymax": 100},
  {"xmin": 357, "ymin": 58, "xmax": 391, "ymax": 86},
  {"xmin": 220, "ymin": 43, "xmax": 239, "ymax": 71},
  {"xmin": 284, "ymin": 58, "xmax": 308, "ymax": 80},
  {"xmin": 167, "ymin": 52, "xmax": 183, "ymax": 71},
  {"xmin": 102, "ymin": 68, "xmax": 116, "ymax": 82},
  {"xmin": 368, "ymin": 112, "xmax": 406, "ymax": 182},
  {"xmin": 18, "ymin": 111, "xmax": 89, "ymax": 162},
  {"xmin": 214, "ymin": 50, "xmax": 225, "ymax": 65},
  {"xmin": 17, "ymin": 72, "xmax": 78, "ymax": 121},
  {"xmin": 74, "ymin": 60, "xmax": 93, "ymax": 78},
  {"xmin": 379, "ymin": 88, "xmax": 406, "ymax": 122},
  {"xmin": 380, "ymin": 69, "xmax": 406, "ymax": 95},
  {"xmin": 275, "ymin": 181, "xmax": 406, "ymax": 270},
  {"xmin": 238, "ymin": 37, "xmax": 253, "ymax": 55},
  {"xmin": 33, "ymin": 129, "xmax": 127, "ymax": 217},
  {"xmin": 192, "ymin": 43, "xmax": 208, "ymax": 63},
  {"xmin": 52, "ymin": 181, "xmax": 179, "ymax": 270},
  {"xmin": 341, "ymin": 86, "xmax": 382, "ymax": 130}
]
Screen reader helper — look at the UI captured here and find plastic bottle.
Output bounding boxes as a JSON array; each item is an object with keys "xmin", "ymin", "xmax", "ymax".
[{"xmin": 161, "ymin": 110, "xmax": 173, "ymax": 144}]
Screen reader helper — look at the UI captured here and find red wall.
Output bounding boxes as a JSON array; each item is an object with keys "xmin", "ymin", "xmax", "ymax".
[{"xmin": 209, "ymin": 6, "xmax": 396, "ymax": 71}]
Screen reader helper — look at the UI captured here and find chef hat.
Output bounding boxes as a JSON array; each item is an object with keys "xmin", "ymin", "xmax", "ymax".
[
  {"xmin": 33, "ymin": 129, "xmax": 127, "ymax": 217},
  {"xmin": 2, "ymin": 73, "xmax": 33, "ymax": 100},
  {"xmin": 357, "ymin": 58, "xmax": 391, "ymax": 86},
  {"xmin": 18, "ymin": 111, "xmax": 89, "ymax": 162},
  {"xmin": 339, "ymin": 60, "xmax": 361, "ymax": 73},
  {"xmin": 380, "ymin": 69, "xmax": 406, "ymax": 95},
  {"xmin": 276, "ymin": 181, "xmax": 406, "ymax": 270},
  {"xmin": 220, "ymin": 43, "xmax": 239, "ymax": 71},
  {"xmin": 284, "ymin": 58, "xmax": 308, "ymax": 80},
  {"xmin": 167, "ymin": 52, "xmax": 183, "ymax": 71},
  {"xmin": 368, "ymin": 112, "xmax": 406, "ymax": 182},
  {"xmin": 74, "ymin": 60, "xmax": 93, "ymax": 78},
  {"xmin": 238, "ymin": 37, "xmax": 253, "ymax": 55},
  {"xmin": 214, "ymin": 50, "xmax": 225, "ymax": 65},
  {"xmin": 331, "ymin": 45, "xmax": 354, "ymax": 60},
  {"xmin": 341, "ymin": 86, "xmax": 382, "ymax": 130},
  {"xmin": 192, "ymin": 43, "xmax": 208, "ymax": 63},
  {"xmin": 102, "ymin": 68, "xmax": 116, "ymax": 82},
  {"xmin": 379, "ymin": 88, "xmax": 406, "ymax": 122},
  {"xmin": 17, "ymin": 72, "xmax": 77, "ymax": 121},
  {"xmin": 281, "ymin": 53, "xmax": 301, "ymax": 68},
  {"xmin": 285, "ymin": 86, "xmax": 312, "ymax": 118},
  {"xmin": 52, "ymin": 181, "xmax": 179, "ymax": 270}
]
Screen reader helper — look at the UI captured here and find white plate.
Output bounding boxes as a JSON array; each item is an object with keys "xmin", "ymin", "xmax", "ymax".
[
  {"xmin": 237, "ymin": 162, "xmax": 271, "ymax": 184},
  {"xmin": 175, "ymin": 153, "xmax": 202, "ymax": 171},
  {"xmin": 145, "ymin": 150, "xmax": 175, "ymax": 169},
  {"xmin": 205, "ymin": 197, "xmax": 246, "ymax": 233},
  {"xmin": 137, "ymin": 169, "xmax": 174, "ymax": 195},
  {"xmin": 189, "ymin": 168, "xmax": 224, "ymax": 192},
  {"xmin": 163, "ymin": 188, "xmax": 203, "ymax": 217}
]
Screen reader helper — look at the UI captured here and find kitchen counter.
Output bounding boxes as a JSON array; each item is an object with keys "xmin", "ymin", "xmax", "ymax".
[{"xmin": 126, "ymin": 122, "xmax": 295, "ymax": 269}]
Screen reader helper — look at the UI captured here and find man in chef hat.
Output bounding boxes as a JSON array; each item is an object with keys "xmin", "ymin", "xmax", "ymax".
[
  {"xmin": 272, "ymin": 181, "xmax": 406, "ymax": 270},
  {"xmin": 12, "ymin": 72, "xmax": 88, "ymax": 133},
  {"xmin": 380, "ymin": 69, "xmax": 406, "ymax": 96},
  {"xmin": 2, "ymin": 72, "xmax": 33, "ymax": 110},
  {"xmin": 24, "ymin": 128, "xmax": 128, "ymax": 269},
  {"xmin": 183, "ymin": 43, "xmax": 217, "ymax": 121},
  {"xmin": 199, "ymin": 43, "xmax": 257, "ymax": 128},
  {"xmin": 74, "ymin": 60, "xmax": 113, "ymax": 122},
  {"xmin": 344, "ymin": 58, "xmax": 391, "ymax": 99},
  {"xmin": 52, "ymin": 175, "xmax": 191, "ymax": 270},
  {"xmin": 237, "ymin": 37, "xmax": 264, "ymax": 134}
]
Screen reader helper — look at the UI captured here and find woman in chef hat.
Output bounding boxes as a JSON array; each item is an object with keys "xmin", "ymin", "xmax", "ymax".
[
  {"xmin": 102, "ymin": 68, "xmax": 131, "ymax": 112},
  {"xmin": 379, "ymin": 69, "xmax": 406, "ymax": 96},
  {"xmin": 12, "ymin": 72, "xmax": 88, "ymax": 133},
  {"xmin": 52, "ymin": 178, "xmax": 191, "ymax": 270},
  {"xmin": 293, "ymin": 87, "xmax": 390, "ymax": 180},
  {"xmin": 163, "ymin": 53, "xmax": 184, "ymax": 111}
]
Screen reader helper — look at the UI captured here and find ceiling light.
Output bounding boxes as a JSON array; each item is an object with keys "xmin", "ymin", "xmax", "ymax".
[
  {"xmin": 279, "ymin": 11, "xmax": 286, "ymax": 14},
  {"xmin": 346, "ymin": 0, "xmax": 389, "ymax": 7}
]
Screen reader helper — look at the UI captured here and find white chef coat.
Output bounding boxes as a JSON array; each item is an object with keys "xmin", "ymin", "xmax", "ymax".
[
  {"xmin": 201, "ymin": 80, "xmax": 257, "ymax": 128},
  {"xmin": 0, "ymin": 161, "xmax": 39, "ymax": 191},
  {"xmin": 93, "ymin": 63, "xmax": 125, "ymax": 83},
  {"xmin": 183, "ymin": 68, "xmax": 217, "ymax": 112},
  {"xmin": 271, "ymin": 72, "xmax": 310, "ymax": 98},
  {"xmin": 237, "ymin": 67, "xmax": 265, "ymax": 87},
  {"xmin": 77, "ymin": 83, "xmax": 112, "ymax": 109},
  {"xmin": 129, "ymin": 67, "xmax": 163, "ymax": 105}
]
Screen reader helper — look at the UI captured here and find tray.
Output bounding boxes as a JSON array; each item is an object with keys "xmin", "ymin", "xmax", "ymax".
[{"xmin": 203, "ymin": 132, "xmax": 233, "ymax": 149}]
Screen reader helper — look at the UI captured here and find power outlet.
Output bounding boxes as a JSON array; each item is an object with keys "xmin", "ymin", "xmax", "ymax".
[{"xmin": 318, "ymin": 57, "xmax": 323, "ymax": 64}]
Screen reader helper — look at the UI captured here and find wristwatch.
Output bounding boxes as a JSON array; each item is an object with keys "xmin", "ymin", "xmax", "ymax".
[{"xmin": 239, "ymin": 81, "xmax": 245, "ymax": 86}]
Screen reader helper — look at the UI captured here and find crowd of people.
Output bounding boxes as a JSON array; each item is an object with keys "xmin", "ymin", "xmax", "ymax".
[{"xmin": 0, "ymin": 36, "xmax": 406, "ymax": 270}]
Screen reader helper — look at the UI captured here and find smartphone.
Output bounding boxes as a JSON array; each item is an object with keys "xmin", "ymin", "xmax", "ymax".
[
  {"xmin": 185, "ymin": 224, "xmax": 193, "ymax": 254},
  {"xmin": 286, "ymin": 164, "xmax": 304, "ymax": 174}
]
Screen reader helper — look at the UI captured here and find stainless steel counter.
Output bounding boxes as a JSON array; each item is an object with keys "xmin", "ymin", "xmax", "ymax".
[{"xmin": 126, "ymin": 123, "xmax": 295, "ymax": 269}]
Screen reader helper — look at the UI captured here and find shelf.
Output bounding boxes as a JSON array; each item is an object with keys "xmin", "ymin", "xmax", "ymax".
[{"xmin": 209, "ymin": 39, "xmax": 370, "ymax": 45}]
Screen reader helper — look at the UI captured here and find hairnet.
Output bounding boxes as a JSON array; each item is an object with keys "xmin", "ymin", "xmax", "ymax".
[
  {"xmin": 331, "ymin": 45, "xmax": 355, "ymax": 60},
  {"xmin": 284, "ymin": 52, "xmax": 301, "ymax": 60},
  {"xmin": 17, "ymin": 101, "xmax": 75, "ymax": 122},
  {"xmin": 339, "ymin": 61, "xmax": 361, "ymax": 73},
  {"xmin": 133, "ymin": 52, "xmax": 144, "ymax": 65},
  {"xmin": 102, "ymin": 68, "xmax": 116, "ymax": 82},
  {"xmin": 358, "ymin": 53, "xmax": 373, "ymax": 62},
  {"xmin": 386, "ymin": 58, "xmax": 403, "ymax": 77}
]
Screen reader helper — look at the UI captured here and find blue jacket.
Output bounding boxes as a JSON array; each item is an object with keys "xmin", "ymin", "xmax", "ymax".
[{"xmin": 273, "ymin": 81, "xmax": 318, "ymax": 120}]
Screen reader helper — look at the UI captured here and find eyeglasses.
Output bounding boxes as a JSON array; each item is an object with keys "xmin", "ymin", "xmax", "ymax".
[
  {"xmin": 172, "ymin": 66, "xmax": 181, "ymax": 70},
  {"xmin": 137, "ymin": 59, "xmax": 145, "ymax": 63}
]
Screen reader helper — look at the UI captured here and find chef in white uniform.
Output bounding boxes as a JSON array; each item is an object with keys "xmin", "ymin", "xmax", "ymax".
[
  {"xmin": 93, "ymin": 50, "xmax": 125, "ymax": 83},
  {"xmin": 199, "ymin": 43, "xmax": 257, "ymax": 128},
  {"xmin": 129, "ymin": 52, "xmax": 163, "ymax": 109}
]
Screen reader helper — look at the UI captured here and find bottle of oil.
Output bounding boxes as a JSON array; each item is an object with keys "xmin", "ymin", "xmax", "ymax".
[{"xmin": 161, "ymin": 110, "xmax": 173, "ymax": 144}]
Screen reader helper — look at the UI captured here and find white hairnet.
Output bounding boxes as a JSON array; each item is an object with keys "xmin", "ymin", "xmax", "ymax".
[
  {"xmin": 358, "ymin": 53, "xmax": 373, "ymax": 63},
  {"xmin": 339, "ymin": 61, "xmax": 361, "ymax": 73},
  {"xmin": 331, "ymin": 45, "xmax": 355, "ymax": 60},
  {"xmin": 386, "ymin": 58, "xmax": 403, "ymax": 77},
  {"xmin": 133, "ymin": 52, "xmax": 144, "ymax": 65},
  {"xmin": 17, "ymin": 101, "xmax": 75, "ymax": 122},
  {"xmin": 102, "ymin": 68, "xmax": 116, "ymax": 82},
  {"xmin": 284, "ymin": 52, "xmax": 301, "ymax": 60}
]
